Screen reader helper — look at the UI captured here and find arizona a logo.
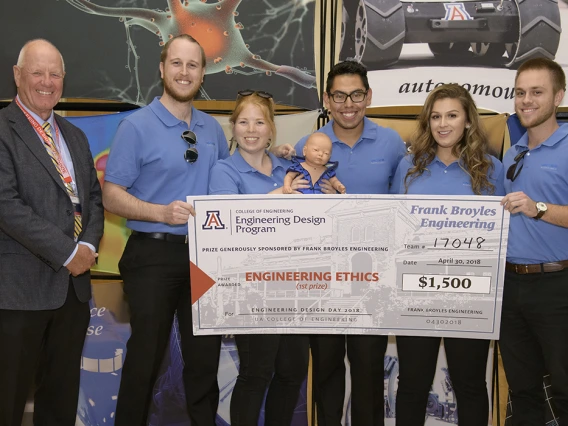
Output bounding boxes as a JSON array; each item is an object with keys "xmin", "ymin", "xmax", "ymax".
[
  {"xmin": 202, "ymin": 210, "xmax": 226, "ymax": 230},
  {"xmin": 443, "ymin": 3, "xmax": 473, "ymax": 21}
]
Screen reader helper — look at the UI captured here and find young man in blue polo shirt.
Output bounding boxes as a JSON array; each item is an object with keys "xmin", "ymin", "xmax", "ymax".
[
  {"xmin": 295, "ymin": 61, "xmax": 406, "ymax": 426},
  {"xmin": 500, "ymin": 58, "xmax": 568, "ymax": 425},
  {"xmin": 103, "ymin": 34, "xmax": 227, "ymax": 426}
]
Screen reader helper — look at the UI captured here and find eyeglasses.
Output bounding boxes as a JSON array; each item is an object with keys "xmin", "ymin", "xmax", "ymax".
[
  {"xmin": 181, "ymin": 130, "xmax": 198, "ymax": 163},
  {"xmin": 506, "ymin": 149, "xmax": 528, "ymax": 182},
  {"xmin": 328, "ymin": 90, "xmax": 368, "ymax": 103},
  {"xmin": 237, "ymin": 90, "xmax": 273, "ymax": 100}
]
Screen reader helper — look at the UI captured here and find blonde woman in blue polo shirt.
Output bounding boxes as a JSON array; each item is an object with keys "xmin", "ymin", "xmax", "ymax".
[
  {"xmin": 209, "ymin": 90, "xmax": 309, "ymax": 426},
  {"xmin": 391, "ymin": 84, "xmax": 505, "ymax": 426}
]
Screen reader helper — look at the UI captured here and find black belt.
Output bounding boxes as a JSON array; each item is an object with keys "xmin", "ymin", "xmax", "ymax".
[
  {"xmin": 505, "ymin": 260, "xmax": 568, "ymax": 274},
  {"xmin": 131, "ymin": 230, "xmax": 188, "ymax": 244}
]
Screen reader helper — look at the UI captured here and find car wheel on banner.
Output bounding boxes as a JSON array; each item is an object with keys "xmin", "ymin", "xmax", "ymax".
[
  {"xmin": 340, "ymin": 0, "xmax": 366, "ymax": 61},
  {"xmin": 471, "ymin": 42, "xmax": 507, "ymax": 63},
  {"xmin": 505, "ymin": 0, "xmax": 561, "ymax": 68},
  {"xmin": 428, "ymin": 42, "xmax": 471, "ymax": 59},
  {"xmin": 340, "ymin": 0, "xmax": 405, "ymax": 67}
]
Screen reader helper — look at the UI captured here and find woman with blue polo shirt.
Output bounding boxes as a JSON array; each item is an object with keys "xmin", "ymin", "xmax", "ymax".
[
  {"xmin": 391, "ymin": 84, "xmax": 505, "ymax": 426},
  {"xmin": 209, "ymin": 90, "xmax": 309, "ymax": 426}
]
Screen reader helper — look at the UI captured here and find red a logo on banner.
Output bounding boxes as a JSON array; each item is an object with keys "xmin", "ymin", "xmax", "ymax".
[
  {"xmin": 443, "ymin": 3, "xmax": 473, "ymax": 21},
  {"xmin": 202, "ymin": 210, "xmax": 226, "ymax": 230}
]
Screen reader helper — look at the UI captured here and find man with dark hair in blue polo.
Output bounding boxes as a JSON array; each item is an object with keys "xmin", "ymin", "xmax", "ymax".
[{"xmin": 295, "ymin": 60, "xmax": 406, "ymax": 426}]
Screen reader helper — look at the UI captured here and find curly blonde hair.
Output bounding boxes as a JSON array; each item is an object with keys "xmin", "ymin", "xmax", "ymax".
[{"xmin": 404, "ymin": 84, "xmax": 495, "ymax": 195}]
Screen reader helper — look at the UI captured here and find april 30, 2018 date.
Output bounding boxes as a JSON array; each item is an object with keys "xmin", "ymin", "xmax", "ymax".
[{"xmin": 438, "ymin": 258, "xmax": 482, "ymax": 265}]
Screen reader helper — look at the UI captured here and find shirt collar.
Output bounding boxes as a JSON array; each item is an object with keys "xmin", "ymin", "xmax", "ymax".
[
  {"xmin": 149, "ymin": 96, "xmax": 204, "ymax": 130},
  {"xmin": 16, "ymin": 95, "xmax": 54, "ymax": 126},
  {"xmin": 515, "ymin": 123, "xmax": 568, "ymax": 151},
  {"xmin": 432, "ymin": 156, "xmax": 462, "ymax": 168},
  {"xmin": 327, "ymin": 116, "xmax": 376, "ymax": 145},
  {"xmin": 232, "ymin": 149, "xmax": 285, "ymax": 174}
]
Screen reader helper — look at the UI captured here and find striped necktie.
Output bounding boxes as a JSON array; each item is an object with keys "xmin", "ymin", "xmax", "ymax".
[{"xmin": 42, "ymin": 122, "xmax": 83, "ymax": 239}]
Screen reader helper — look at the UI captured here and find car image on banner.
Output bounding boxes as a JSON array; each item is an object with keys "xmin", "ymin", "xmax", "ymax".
[
  {"xmin": 340, "ymin": 0, "xmax": 561, "ymax": 70},
  {"xmin": 340, "ymin": 0, "xmax": 568, "ymax": 112}
]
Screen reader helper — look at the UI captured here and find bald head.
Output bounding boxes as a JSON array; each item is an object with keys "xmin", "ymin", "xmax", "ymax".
[
  {"xmin": 14, "ymin": 39, "xmax": 66, "ymax": 120},
  {"xmin": 17, "ymin": 39, "xmax": 65, "ymax": 72}
]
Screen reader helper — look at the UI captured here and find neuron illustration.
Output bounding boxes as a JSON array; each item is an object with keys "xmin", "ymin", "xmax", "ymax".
[{"xmin": 65, "ymin": 0, "xmax": 316, "ymax": 104}]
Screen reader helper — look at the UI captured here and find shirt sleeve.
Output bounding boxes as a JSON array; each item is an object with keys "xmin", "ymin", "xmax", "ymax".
[
  {"xmin": 216, "ymin": 122, "xmax": 230, "ymax": 160},
  {"xmin": 209, "ymin": 162, "xmax": 241, "ymax": 195},
  {"xmin": 390, "ymin": 156, "xmax": 411, "ymax": 194},
  {"xmin": 490, "ymin": 157, "xmax": 506, "ymax": 196},
  {"xmin": 104, "ymin": 119, "xmax": 141, "ymax": 188},
  {"xmin": 389, "ymin": 132, "xmax": 408, "ymax": 185}
]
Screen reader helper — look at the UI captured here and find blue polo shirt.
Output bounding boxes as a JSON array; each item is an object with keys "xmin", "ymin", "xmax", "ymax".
[
  {"xmin": 295, "ymin": 118, "xmax": 406, "ymax": 194},
  {"xmin": 503, "ymin": 124, "xmax": 568, "ymax": 264},
  {"xmin": 105, "ymin": 97, "xmax": 229, "ymax": 234},
  {"xmin": 209, "ymin": 150, "xmax": 292, "ymax": 194},
  {"xmin": 391, "ymin": 154, "xmax": 505, "ymax": 196}
]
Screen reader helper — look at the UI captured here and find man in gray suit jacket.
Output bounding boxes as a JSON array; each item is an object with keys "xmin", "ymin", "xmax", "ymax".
[{"xmin": 0, "ymin": 39, "xmax": 104, "ymax": 426}]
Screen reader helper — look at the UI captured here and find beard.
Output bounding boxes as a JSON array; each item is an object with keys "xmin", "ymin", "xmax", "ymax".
[
  {"xmin": 516, "ymin": 104, "xmax": 556, "ymax": 129},
  {"xmin": 163, "ymin": 77, "xmax": 201, "ymax": 103}
]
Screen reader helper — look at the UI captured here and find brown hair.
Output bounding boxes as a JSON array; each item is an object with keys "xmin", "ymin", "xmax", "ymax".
[
  {"xmin": 515, "ymin": 57, "xmax": 566, "ymax": 94},
  {"xmin": 230, "ymin": 93, "xmax": 277, "ymax": 150},
  {"xmin": 160, "ymin": 34, "xmax": 206, "ymax": 67},
  {"xmin": 405, "ymin": 83, "xmax": 495, "ymax": 195}
]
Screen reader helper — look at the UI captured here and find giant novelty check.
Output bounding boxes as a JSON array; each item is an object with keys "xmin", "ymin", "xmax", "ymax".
[{"xmin": 187, "ymin": 195, "xmax": 509, "ymax": 339}]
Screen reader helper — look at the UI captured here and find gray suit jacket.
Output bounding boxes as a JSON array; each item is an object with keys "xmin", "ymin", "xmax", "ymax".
[{"xmin": 0, "ymin": 101, "xmax": 104, "ymax": 310}]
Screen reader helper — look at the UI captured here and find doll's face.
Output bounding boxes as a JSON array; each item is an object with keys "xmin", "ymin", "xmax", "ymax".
[{"xmin": 302, "ymin": 133, "xmax": 333, "ymax": 166}]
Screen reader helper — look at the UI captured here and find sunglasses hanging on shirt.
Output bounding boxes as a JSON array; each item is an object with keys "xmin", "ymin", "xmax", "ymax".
[
  {"xmin": 181, "ymin": 130, "xmax": 198, "ymax": 164},
  {"xmin": 506, "ymin": 149, "xmax": 528, "ymax": 182}
]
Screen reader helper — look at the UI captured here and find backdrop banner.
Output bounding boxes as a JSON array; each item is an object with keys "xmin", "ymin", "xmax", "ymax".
[
  {"xmin": 0, "ymin": 0, "xmax": 318, "ymax": 109},
  {"xmin": 340, "ymin": 0, "xmax": 568, "ymax": 112}
]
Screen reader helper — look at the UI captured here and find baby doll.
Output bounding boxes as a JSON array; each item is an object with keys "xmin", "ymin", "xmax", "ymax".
[{"xmin": 283, "ymin": 132, "xmax": 346, "ymax": 194}]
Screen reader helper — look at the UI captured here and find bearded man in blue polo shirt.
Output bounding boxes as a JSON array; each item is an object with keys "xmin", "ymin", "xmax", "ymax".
[
  {"xmin": 295, "ymin": 60, "xmax": 406, "ymax": 426},
  {"xmin": 500, "ymin": 58, "xmax": 568, "ymax": 425},
  {"xmin": 103, "ymin": 34, "xmax": 226, "ymax": 426}
]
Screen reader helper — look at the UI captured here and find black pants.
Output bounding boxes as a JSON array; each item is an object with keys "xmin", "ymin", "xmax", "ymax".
[
  {"xmin": 395, "ymin": 335, "xmax": 490, "ymax": 426},
  {"xmin": 230, "ymin": 334, "xmax": 309, "ymax": 426},
  {"xmin": 310, "ymin": 334, "xmax": 388, "ymax": 426},
  {"xmin": 0, "ymin": 280, "xmax": 90, "ymax": 426},
  {"xmin": 114, "ymin": 236, "xmax": 221, "ymax": 426},
  {"xmin": 500, "ymin": 269, "xmax": 568, "ymax": 426}
]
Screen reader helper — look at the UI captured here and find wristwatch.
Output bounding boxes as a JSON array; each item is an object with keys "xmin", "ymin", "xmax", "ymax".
[{"xmin": 535, "ymin": 202, "xmax": 548, "ymax": 220}]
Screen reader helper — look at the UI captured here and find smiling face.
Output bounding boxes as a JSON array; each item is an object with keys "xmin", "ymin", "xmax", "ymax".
[
  {"xmin": 160, "ymin": 38, "xmax": 205, "ymax": 103},
  {"xmin": 429, "ymin": 98, "xmax": 469, "ymax": 156},
  {"xmin": 514, "ymin": 68, "xmax": 564, "ymax": 130},
  {"xmin": 303, "ymin": 133, "xmax": 332, "ymax": 167},
  {"xmin": 13, "ymin": 40, "xmax": 65, "ymax": 120},
  {"xmin": 324, "ymin": 74, "xmax": 371, "ymax": 135},
  {"xmin": 232, "ymin": 103, "xmax": 273, "ymax": 156}
]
